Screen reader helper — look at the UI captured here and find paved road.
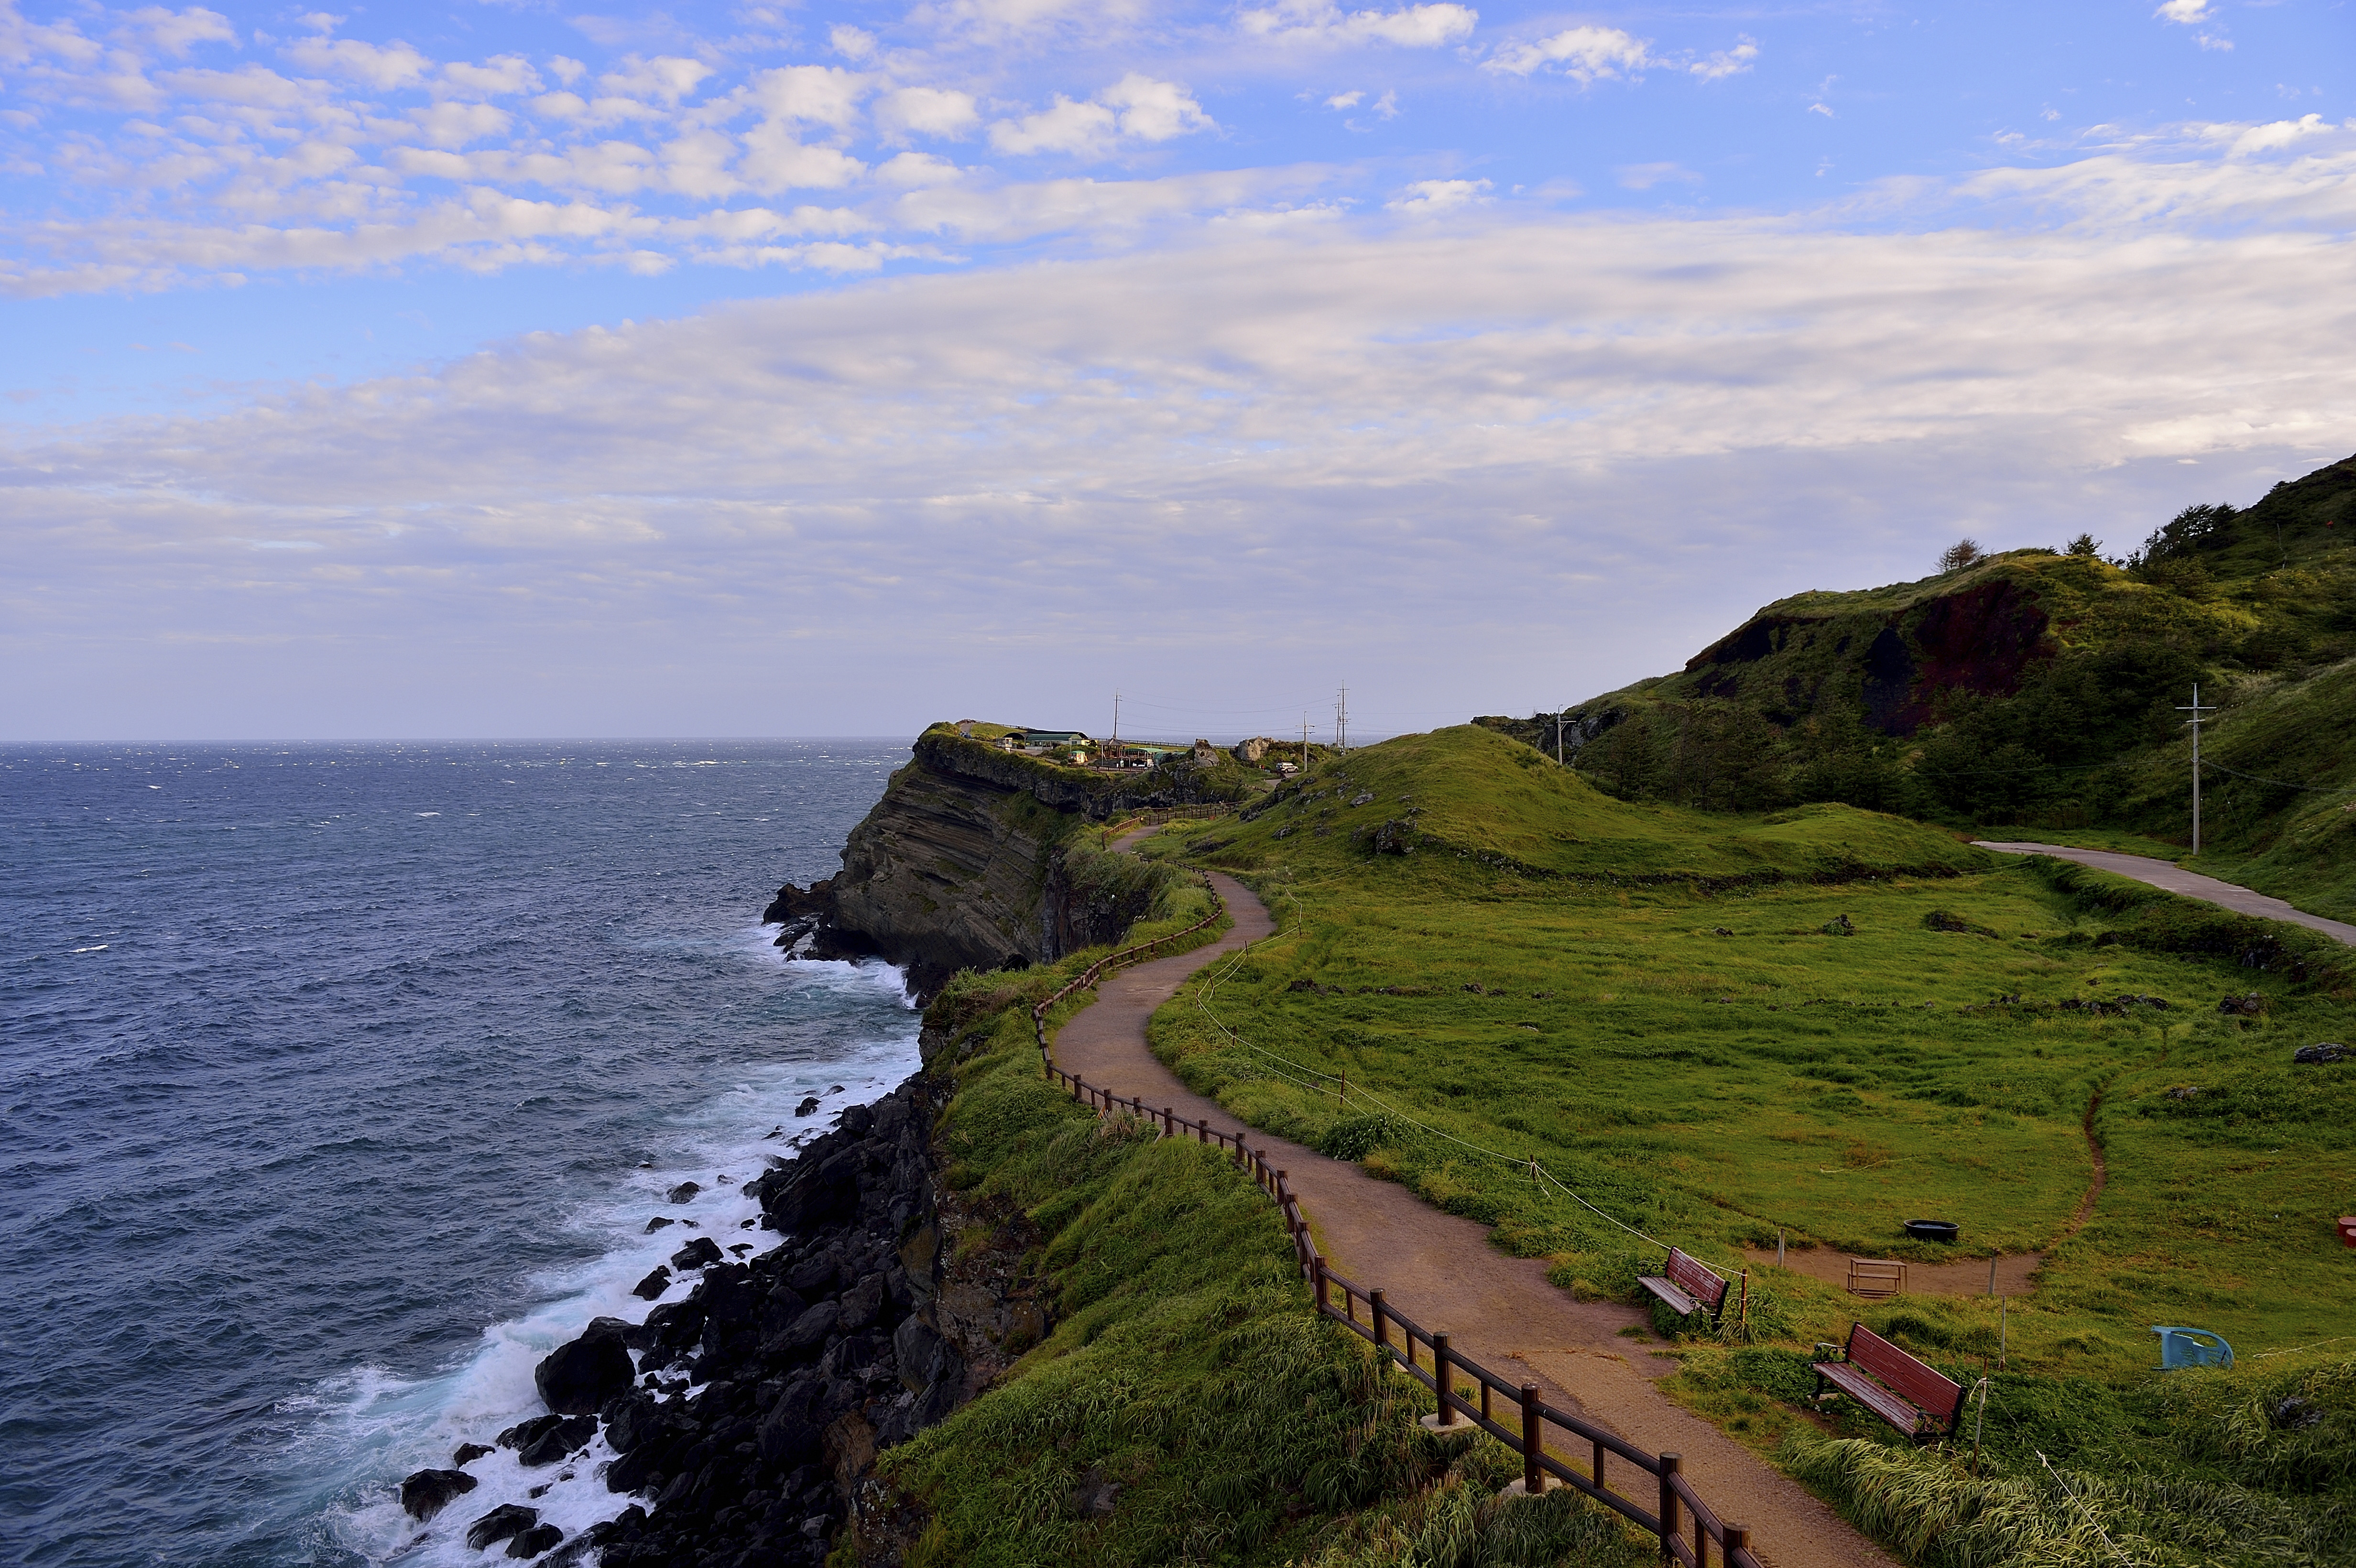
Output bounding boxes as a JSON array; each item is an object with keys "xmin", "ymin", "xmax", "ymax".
[
  {"xmin": 1053, "ymin": 871, "xmax": 1893, "ymax": 1568},
  {"xmin": 1974, "ymin": 842, "xmax": 2356, "ymax": 945}
]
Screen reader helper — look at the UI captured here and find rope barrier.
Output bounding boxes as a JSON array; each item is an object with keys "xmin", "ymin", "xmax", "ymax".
[{"xmin": 2036, "ymin": 1451, "xmax": 2139, "ymax": 1568}]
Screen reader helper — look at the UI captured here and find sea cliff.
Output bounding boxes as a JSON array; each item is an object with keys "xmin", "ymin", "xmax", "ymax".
[{"xmin": 764, "ymin": 725, "xmax": 1236, "ymax": 997}]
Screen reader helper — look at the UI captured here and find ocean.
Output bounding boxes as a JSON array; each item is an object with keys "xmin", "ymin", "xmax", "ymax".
[{"xmin": 0, "ymin": 740, "xmax": 917, "ymax": 1566}]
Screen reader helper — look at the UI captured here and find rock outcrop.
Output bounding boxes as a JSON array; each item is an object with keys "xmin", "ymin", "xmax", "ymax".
[{"xmin": 763, "ymin": 726, "xmax": 1229, "ymax": 997}]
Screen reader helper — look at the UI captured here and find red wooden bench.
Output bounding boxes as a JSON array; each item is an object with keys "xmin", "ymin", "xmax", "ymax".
[
  {"xmin": 1636, "ymin": 1247, "xmax": 1730, "ymax": 1325},
  {"xmin": 1813, "ymin": 1324, "xmax": 1967, "ymax": 1443}
]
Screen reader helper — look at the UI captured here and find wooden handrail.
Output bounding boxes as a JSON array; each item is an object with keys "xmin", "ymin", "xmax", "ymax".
[{"xmin": 1032, "ymin": 875, "xmax": 1763, "ymax": 1568}]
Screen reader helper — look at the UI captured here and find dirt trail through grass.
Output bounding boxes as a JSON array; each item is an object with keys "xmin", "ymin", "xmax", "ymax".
[
  {"xmin": 1054, "ymin": 871, "xmax": 1893, "ymax": 1568},
  {"xmin": 1975, "ymin": 841, "xmax": 2356, "ymax": 943}
]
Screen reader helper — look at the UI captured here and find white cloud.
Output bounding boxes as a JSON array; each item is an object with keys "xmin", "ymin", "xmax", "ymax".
[
  {"xmin": 1100, "ymin": 73, "xmax": 1211, "ymax": 142},
  {"xmin": 2155, "ymin": 0, "xmax": 2211, "ymax": 22},
  {"xmin": 1486, "ymin": 26, "xmax": 1653, "ymax": 81},
  {"xmin": 747, "ymin": 65, "xmax": 870, "ymax": 131},
  {"xmin": 1387, "ymin": 176, "xmax": 1488, "ymax": 210},
  {"xmin": 2214, "ymin": 114, "xmax": 2331, "ymax": 156},
  {"xmin": 117, "ymin": 6, "xmax": 237, "ymax": 57},
  {"xmin": 282, "ymin": 36, "xmax": 431, "ymax": 90},
  {"xmin": 1239, "ymin": 0, "xmax": 1476, "ymax": 48},
  {"xmin": 829, "ymin": 25, "xmax": 877, "ymax": 60},
  {"xmin": 17, "ymin": 171, "xmax": 2354, "ymax": 740},
  {"xmin": 160, "ymin": 64, "xmax": 323, "ymax": 109},
  {"xmin": 658, "ymin": 129, "xmax": 741, "ymax": 199},
  {"xmin": 1690, "ymin": 41, "xmax": 1757, "ymax": 81},
  {"xmin": 912, "ymin": 0, "xmax": 1147, "ymax": 45},
  {"xmin": 1325, "ymin": 90, "xmax": 1363, "ymax": 110},
  {"xmin": 528, "ymin": 91, "xmax": 666, "ymax": 126},
  {"xmin": 597, "ymin": 55, "xmax": 711, "ymax": 106},
  {"xmin": 875, "ymin": 86, "xmax": 980, "ymax": 142},
  {"xmin": 408, "ymin": 100, "xmax": 513, "ymax": 150},
  {"xmin": 988, "ymin": 75, "xmax": 1208, "ymax": 155},
  {"xmin": 545, "ymin": 56, "xmax": 586, "ymax": 87},
  {"xmin": 441, "ymin": 55, "xmax": 542, "ymax": 99},
  {"xmin": 875, "ymin": 151, "xmax": 965, "ymax": 187},
  {"xmin": 989, "ymin": 95, "xmax": 1116, "ymax": 156},
  {"xmin": 1617, "ymin": 162, "xmax": 1699, "ymax": 190},
  {"xmin": 739, "ymin": 122, "xmax": 866, "ymax": 192}
]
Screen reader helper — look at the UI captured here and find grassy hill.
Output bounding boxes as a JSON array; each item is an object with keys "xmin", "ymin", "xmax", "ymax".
[
  {"xmin": 1142, "ymin": 725, "xmax": 2356, "ymax": 1568},
  {"xmin": 1498, "ymin": 452, "xmax": 2356, "ymax": 919}
]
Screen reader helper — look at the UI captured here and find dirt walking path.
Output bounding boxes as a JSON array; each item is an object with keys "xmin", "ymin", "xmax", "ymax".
[
  {"xmin": 1053, "ymin": 871, "xmax": 1891, "ymax": 1568},
  {"xmin": 1975, "ymin": 841, "xmax": 2356, "ymax": 945}
]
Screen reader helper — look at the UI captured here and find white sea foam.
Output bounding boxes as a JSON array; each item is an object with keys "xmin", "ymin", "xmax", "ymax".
[{"xmin": 308, "ymin": 945, "xmax": 922, "ymax": 1565}]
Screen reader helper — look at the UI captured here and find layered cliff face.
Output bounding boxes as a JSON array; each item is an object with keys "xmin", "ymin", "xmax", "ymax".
[{"xmin": 765, "ymin": 726, "xmax": 1214, "ymax": 997}]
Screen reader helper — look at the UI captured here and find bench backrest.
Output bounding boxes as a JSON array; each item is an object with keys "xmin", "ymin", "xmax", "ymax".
[
  {"xmin": 1846, "ymin": 1324, "xmax": 1965, "ymax": 1427},
  {"xmin": 1665, "ymin": 1248, "xmax": 1730, "ymax": 1311}
]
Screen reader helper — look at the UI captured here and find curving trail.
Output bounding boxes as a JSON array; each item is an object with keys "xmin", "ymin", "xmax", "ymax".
[
  {"xmin": 1052, "ymin": 871, "xmax": 1892, "ymax": 1568},
  {"xmin": 1975, "ymin": 841, "xmax": 2356, "ymax": 945}
]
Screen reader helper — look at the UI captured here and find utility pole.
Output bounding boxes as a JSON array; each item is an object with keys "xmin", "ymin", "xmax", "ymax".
[
  {"xmin": 1301, "ymin": 714, "xmax": 1311, "ymax": 773},
  {"xmin": 2178, "ymin": 685, "xmax": 2214, "ymax": 853},
  {"xmin": 1336, "ymin": 683, "xmax": 1348, "ymax": 754},
  {"xmin": 1112, "ymin": 690, "xmax": 1120, "ymax": 762},
  {"xmin": 1556, "ymin": 711, "xmax": 1565, "ymax": 765}
]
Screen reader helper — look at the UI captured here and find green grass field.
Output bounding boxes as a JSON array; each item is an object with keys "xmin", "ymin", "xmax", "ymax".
[{"xmin": 1130, "ymin": 725, "xmax": 2356, "ymax": 1565}]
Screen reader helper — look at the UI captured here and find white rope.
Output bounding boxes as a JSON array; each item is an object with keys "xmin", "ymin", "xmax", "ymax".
[
  {"xmin": 2036, "ymin": 1452, "xmax": 2138, "ymax": 1568},
  {"xmin": 1189, "ymin": 879, "xmax": 1674, "ymax": 1254}
]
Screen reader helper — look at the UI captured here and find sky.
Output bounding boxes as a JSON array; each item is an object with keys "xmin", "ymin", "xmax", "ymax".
[{"xmin": 2, "ymin": 0, "xmax": 2351, "ymax": 742}]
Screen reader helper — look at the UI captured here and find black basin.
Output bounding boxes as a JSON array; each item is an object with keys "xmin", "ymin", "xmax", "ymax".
[{"xmin": 1904, "ymin": 1219, "xmax": 1959, "ymax": 1243}]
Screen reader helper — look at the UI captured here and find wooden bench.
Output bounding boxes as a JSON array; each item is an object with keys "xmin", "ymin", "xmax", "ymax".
[
  {"xmin": 1813, "ymin": 1324, "xmax": 1967, "ymax": 1443},
  {"xmin": 1636, "ymin": 1248, "xmax": 1730, "ymax": 1325},
  {"xmin": 1846, "ymin": 1259, "xmax": 1907, "ymax": 1298}
]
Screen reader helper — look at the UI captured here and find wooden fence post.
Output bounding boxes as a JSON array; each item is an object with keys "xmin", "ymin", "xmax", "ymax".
[
  {"xmin": 1425, "ymin": 1334, "xmax": 1457, "ymax": 1428},
  {"xmin": 1658, "ymin": 1453, "xmax": 1681, "ymax": 1561},
  {"xmin": 1724, "ymin": 1524, "xmax": 1748, "ymax": 1565},
  {"xmin": 1521, "ymin": 1383, "xmax": 1543, "ymax": 1494},
  {"xmin": 1371, "ymin": 1288, "xmax": 1389, "ymax": 1358},
  {"xmin": 1234, "ymin": 1131, "xmax": 1247, "ymax": 1169},
  {"xmin": 1313, "ymin": 1254, "xmax": 1329, "ymax": 1314}
]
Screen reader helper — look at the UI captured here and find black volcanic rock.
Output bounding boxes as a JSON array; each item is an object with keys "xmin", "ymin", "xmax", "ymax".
[
  {"xmin": 467, "ymin": 1503, "xmax": 539, "ymax": 1550},
  {"xmin": 507, "ymin": 1522, "xmax": 565, "ymax": 1558},
  {"xmin": 666, "ymin": 1181, "xmax": 700, "ymax": 1204},
  {"xmin": 534, "ymin": 1319, "xmax": 634, "ymax": 1415},
  {"xmin": 644, "ymin": 1216, "xmax": 673, "ymax": 1233},
  {"xmin": 517, "ymin": 1414, "xmax": 596, "ymax": 1467},
  {"xmin": 399, "ymin": 1467, "xmax": 476, "ymax": 1521},
  {"xmin": 669, "ymin": 1236, "xmax": 723, "ymax": 1271},
  {"xmin": 452, "ymin": 1442, "xmax": 494, "ymax": 1466},
  {"xmin": 632, "ymin": 1266, "xmax": 671, "ymax": 1301}
]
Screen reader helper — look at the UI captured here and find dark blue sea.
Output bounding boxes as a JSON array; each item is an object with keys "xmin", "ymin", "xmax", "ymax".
[{"xmin": 0, "ymin": 741, "xmax": 918, "ymax": 1567}]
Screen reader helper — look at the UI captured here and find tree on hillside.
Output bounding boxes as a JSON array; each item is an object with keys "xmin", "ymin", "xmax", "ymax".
[
  {"xmin": 2128, "ymin": 503, "xmax": 2237, "ymax": 570},
  {"xmin": 2066, "ymin": 533, "xmax": 2102, "ymax": 556},
  {"xmin": 1938, "ymin": 538, "xmax": 1986, "ymax": 573}
]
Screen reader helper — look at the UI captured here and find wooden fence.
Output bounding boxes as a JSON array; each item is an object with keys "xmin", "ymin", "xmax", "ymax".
[{"xmin": 1029, "ymin": 882, "xmax": 1766, "ymax": 1568}]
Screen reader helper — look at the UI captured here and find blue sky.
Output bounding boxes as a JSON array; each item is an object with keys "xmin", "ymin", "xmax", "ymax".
[{"xmin": 3, "ymin": 0, "xmax": 2352, "ymax": 740}]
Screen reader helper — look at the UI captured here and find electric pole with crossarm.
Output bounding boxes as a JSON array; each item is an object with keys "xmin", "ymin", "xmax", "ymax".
[{"xmin": 2178, "ymin": 685, "xmax": 2215, "ymax": 853}]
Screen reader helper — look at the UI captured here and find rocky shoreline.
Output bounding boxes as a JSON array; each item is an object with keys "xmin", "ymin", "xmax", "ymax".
[{"xmin": 398, "ymin": 1058, "xmax": 1045, "ymax": 1565}]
